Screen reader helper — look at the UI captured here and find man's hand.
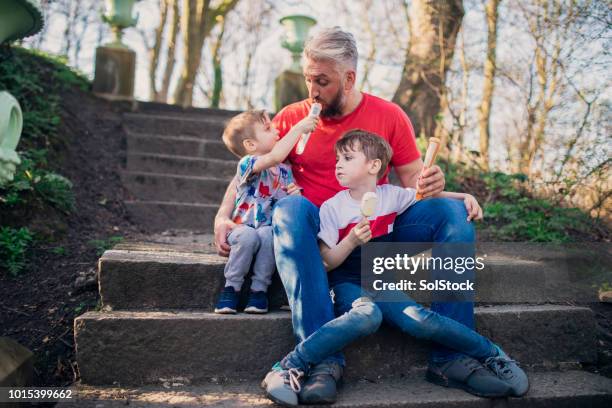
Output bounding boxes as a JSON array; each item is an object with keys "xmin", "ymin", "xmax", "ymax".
[
  {"xmin": 286, "ymin": 183, "xmax": 302, "ymax": 196},
  {"xmin": 418, "ymin": 165, "xmax": 445, "ymax": 198},
  {"xmin": 214, "ymin": 217, "xmax": 236, "ymax": 257},
  {"xmin": 464, "ymin": 194, "xmax": 483, "ymax": 222},
  {"xmin": 349, "ymin": 218, "xmax": 372, "ymax": 246}
]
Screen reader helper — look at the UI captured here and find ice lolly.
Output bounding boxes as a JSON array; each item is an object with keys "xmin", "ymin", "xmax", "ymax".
[
  {"xmin": 415, "ymin": 137, "xmax": 441, "ymax": 200},
  {"xmin": 361, "ymin": 192, "xmax": 378, "ymax": 217},
  {"xmin": 296, "ymin": 102, "xmax": 322, "ymax": 155}
]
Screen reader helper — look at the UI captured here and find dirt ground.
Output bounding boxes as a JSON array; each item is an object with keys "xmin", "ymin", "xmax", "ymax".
[{"xmin": 0, "ymin": 87, "xmax": 144, "ymax": 387}]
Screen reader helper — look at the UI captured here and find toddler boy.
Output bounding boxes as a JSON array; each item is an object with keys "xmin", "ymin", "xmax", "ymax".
[{"xmin": 214, "ymin": 110, "xmax": 317, "ymax": 314}]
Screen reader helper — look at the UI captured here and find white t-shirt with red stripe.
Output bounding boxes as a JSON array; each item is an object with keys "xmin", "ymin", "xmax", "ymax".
[{"xmin": 318, "ymin": 184, "xmax": 417, "ymax": 248}]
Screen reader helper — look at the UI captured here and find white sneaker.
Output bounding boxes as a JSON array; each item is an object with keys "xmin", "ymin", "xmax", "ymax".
[{"xmin": 261, "ymin": 362, "xmax": 304, "ymax": 407}]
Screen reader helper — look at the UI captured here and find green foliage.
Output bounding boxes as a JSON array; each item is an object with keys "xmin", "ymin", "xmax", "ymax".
[
  {"xmin": 50, "ymin": 246, "xmax": 67, "ymax": 256},
  {"xmin": 598, "ymin": 282, "xmax": 612, "ymax": 293},
  {"xmin": 438, "ymin": 160, "xmax": 464, "ymax": 193},
  {"xmin": 0, "ymin": 47, "xmax": 88, "ymax": 145},
  {"xmin": 481, "ymin": 174, "xmax": 597, "ymax": 242},
  {"xmin": 0, "ymin": 227, "xmax": 34, "ymax": 276},
  {"xmin": 482, "ymin": 172, "xmax": 528, "ymax": 200},
  {"xmin": 0, "ymin": 47, "xmax": 86, "ymax": 219},
  {"xmin": 36, "ymin": 173, "xmax": 75, "ymax": 213},
  {"xmin": 88, "ymin": 236, "xmax": 124, "ymax": 256},
  {"xmin": 0, "ymin": 150, "xmax": 75, "ymax": 214},
  {"xmin": 435, "ymin": 159, "xmax": 602, "ymax": 242}
]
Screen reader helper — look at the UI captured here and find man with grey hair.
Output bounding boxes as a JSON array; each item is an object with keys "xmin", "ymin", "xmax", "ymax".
[{"xmin": 214, "ymin": 27, "xmax": 527, "ymax": 405}]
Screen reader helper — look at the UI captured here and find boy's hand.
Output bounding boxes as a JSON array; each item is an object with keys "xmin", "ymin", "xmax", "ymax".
[
  {"xmin": 464, "ymin": 194, "xmax": 483, "ymax": 221},
  {"xmin": 286, "ymin": 183, "xmax": 302, "ymax": 195},
  {"xmin": 214, "ymin": 217, "xmax": 237, "ymax": 257},
  {"xmin": 350, "ymin": 218, "xmax": 372, "ymax": 246},
  {"xmin": 294, "ymin": 115, "xmax": 319, "ymax": 134}
]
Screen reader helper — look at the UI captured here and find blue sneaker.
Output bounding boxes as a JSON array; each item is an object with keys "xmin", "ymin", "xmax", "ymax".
[
  {"xmin": 427, "ymin": 355, "xmax": 511, "ymax": 398},
  {"xmin": 245, "ymin": 290, "xmax": 268, "ymax": 314},
  {"xmin": 214, "ymin": 286, "xmax": 239, "ymax": 314},
  {"xmin": 484, "ymin": 345, "xmax": 529, "ymax": 397}
]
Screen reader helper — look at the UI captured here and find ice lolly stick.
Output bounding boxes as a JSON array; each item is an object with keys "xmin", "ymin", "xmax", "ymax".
[{"xmin": 296, "ymin": 102, "xmax": 321, "ymax": 155}]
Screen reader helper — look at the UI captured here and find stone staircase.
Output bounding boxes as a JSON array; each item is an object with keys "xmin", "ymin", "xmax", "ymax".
[
  {"xmin": 121, "ymin": 102, "xmax": 240, "ymax": 232},
  {"xmin": 67, "ymin": 104, "xmax": 612, "ymax": 407}
]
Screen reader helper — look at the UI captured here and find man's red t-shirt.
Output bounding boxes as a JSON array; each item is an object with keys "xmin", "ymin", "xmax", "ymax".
[{"xmin": 272, "ymin": 93, "xmax": 421, "ymax": 207}]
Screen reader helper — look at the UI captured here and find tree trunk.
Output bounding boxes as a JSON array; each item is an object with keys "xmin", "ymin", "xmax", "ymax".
[
  {"xmin": 392, "ymin": 0, "xmax": 464, "ymax": 141},
  {"xmin": 518, "ymin": 0, "xmax": 566, "ymax": 176},
  {"xmin": 450, "ymin": 28, "xmax": 468, "ymax": 164},
  {"xmin": 149, "ymin": 0, "xmax": 169, "ymax": 101},
  {"xmin": 477, "ymin": 0, "xmax": 500, "ymax": 171},
  {"xmin": 158, "ymin": 0, "xmax": 180, "ymax": 102},
  {"xmin": 211, "ymin": 16, "xmax": 226, "ymax": 108},
  {"xmin": 173, "ymin": 0, "xmax": 239, "ymax": 107}
]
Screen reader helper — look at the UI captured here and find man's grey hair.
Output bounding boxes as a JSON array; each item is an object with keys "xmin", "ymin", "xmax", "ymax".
[{"xmin": 303, "ymin": 27, "xmax": 358, "ymax": 71}]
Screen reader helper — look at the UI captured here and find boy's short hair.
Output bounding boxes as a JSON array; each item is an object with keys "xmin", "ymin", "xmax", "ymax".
[
  {"xmin": 335, "ymin": 129, "xmax": 393, "ymax": 179},
  {"xmin": 222, "ymin": 110, "xmax": 266, "ymax": 157}
]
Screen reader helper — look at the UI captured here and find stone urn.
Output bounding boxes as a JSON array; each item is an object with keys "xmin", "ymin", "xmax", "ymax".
[
  {"xmin": 0, "ymin": 0, "xmax": 44, "ymax": 186},
  {"xmin": 0, "ymin": 0, "xmax": 43, "ymax": 44},
  {"xmin": 102, "ymin": 0, "xmax": 139, "ymax": 48},
  {"xmin": 93, "ymin": 0, "xmax": 139, "ymax": 99},
  {"xmin": 275, "ymin": 15, "xmax": 317, "ymax": 112},
  {"xmin": 0, "ymin": 92, "xmax": 23, "ymax": 186}
]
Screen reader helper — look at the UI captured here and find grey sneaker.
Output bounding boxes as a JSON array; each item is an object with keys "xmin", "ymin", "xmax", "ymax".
[
  {"xmin": 261, "ymin": 362, "xmax": 305, "ymax": 407},
  {"xmin": 484, "ymin": 345, "xmax": 529, "ymax": 397},
  {"xmin": 426, "ymin": 355, "xmax": 512, "ymax": 398},
  {"xmin": 299, "ymin": 361, "xmax": 343, "ymax": 405}
]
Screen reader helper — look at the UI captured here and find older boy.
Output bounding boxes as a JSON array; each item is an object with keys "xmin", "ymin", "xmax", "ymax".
[{"xmin": 262, "ymin": 131, "xmax": 527, "ymax": 406}]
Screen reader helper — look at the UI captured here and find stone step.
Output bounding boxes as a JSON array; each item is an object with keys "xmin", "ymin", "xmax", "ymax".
[
  {"xmin": 74, "ymin": 306, "xmax": 596, "ymax": 385},
  {"xmin": 124, "ymin": 201, "xmax": 219, "ymax": 233},
  {"xmin": 123, "ymin": 113, "xmax": 227, "ymax": 139},
  {"xmin": 126, "ymin": 131, "xmax": 236, "ymax": 160},
  {"xmin": 99, "ymin": 247, "xmax": 287, "ymax": 310},
  {"xmin": 97, "ymin": 245, "xmax": 597, "ymax": 311},
  {"xmin": 126, "ymin": 153, "xmax": 237, "ymax": 178},
  {"xmin": 56, "ymin": 370, "xmax": 612, "ymax": 407},
  {"xmin": 132, "ymin": 101, "xmax": 241, "ymax": 118},
  {"xmin": 121, "ymin": 171, "xmax": 230, "ymax": 204}
]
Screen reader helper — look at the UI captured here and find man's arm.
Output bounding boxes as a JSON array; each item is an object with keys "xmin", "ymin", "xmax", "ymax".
[
  {"xmin": 394, "ymin": 159, "xmax": 422, "ymax": 189},
  {"xmin": 395, "ymin": 159, "xmax": 446, "ymax": 198},
  {"xmin": 214, "ymin": 176, "xmax": 238, "ymax": 257}
]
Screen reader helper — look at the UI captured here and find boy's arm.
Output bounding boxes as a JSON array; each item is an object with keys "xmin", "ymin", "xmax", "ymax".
[
  {"xmin": 433, "ymin": 191, "xmax": 467, "ymax": 200},
  {"xmin": 214, "ymin": 176, "xmax": 238, "ymax": 257},
  {"xmin": 319, "ymin": 218, "xmax": 371, "ymax": 271},
  {"xmin": 432, "ymin": 191, "xmax": 483, "ymax": 221},
  {"xmin": 252, "ymin": 116, "xmax": 317, "ymax": 173},
  {"xmin": 319, "ymin": 238, "xmax": 358, "ymax": 271}
]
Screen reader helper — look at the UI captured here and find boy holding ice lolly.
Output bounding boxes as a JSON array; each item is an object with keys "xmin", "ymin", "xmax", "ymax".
[
  {"xmin": 317, "ymin": 130, "xmax": 483, "ymax": 272},
  {"xmin": 263, "ymin": 129, "xmax": 527, "ymax": 405}
]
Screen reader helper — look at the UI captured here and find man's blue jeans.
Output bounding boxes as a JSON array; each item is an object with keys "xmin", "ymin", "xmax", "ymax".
[{"xmin": 272, "ymin": 195, "xmax": 482, "ymax": 370}]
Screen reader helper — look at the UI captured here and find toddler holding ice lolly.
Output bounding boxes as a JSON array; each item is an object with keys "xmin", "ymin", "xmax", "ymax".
[{"xmin": 214, "ymin": 108, "xmax": 318, "ymax": 314}]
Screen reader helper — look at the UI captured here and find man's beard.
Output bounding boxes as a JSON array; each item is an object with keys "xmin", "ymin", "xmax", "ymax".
[{"xmin": 318, "ymin": 89, "xmax": 344, "ymax": 118}]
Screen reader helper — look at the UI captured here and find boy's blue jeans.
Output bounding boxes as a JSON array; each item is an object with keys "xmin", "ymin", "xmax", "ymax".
[{"xmin": 271, "ymin": 195, "xmax": 484, "ymax": 371}]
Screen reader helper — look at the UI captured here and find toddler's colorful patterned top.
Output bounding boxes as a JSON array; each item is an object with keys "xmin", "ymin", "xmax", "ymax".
[{"xmin": 231, "ymin": 155, "xmax": 295, "ymax": 228}]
